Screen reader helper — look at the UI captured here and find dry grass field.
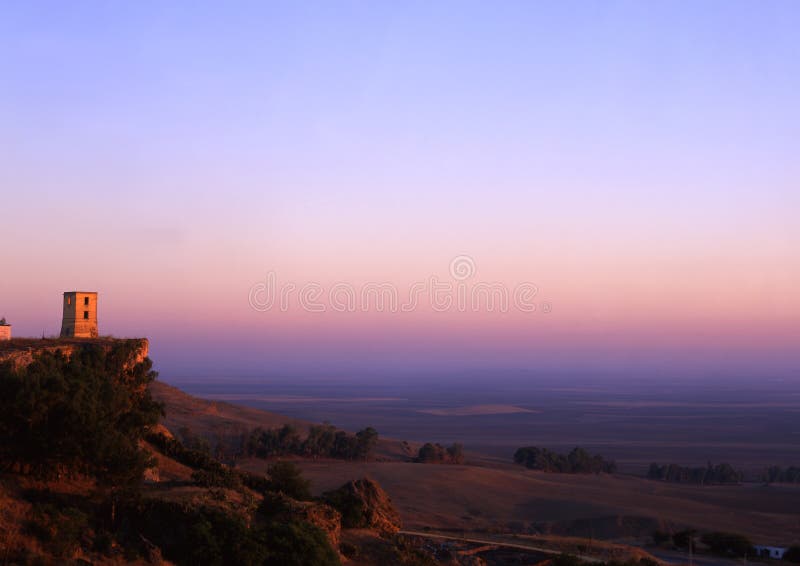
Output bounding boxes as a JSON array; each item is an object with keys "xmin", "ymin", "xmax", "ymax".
[
  {"xmin": 154, "ymin": 378, "xmax": 800, "ymax": 549},
  {"xmin": 236, "ymin": 458, "xmax": 800, "ymax": 546}
]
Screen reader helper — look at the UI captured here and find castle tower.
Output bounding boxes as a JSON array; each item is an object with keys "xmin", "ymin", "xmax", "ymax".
[{"xmin": 60, "ymin": 292, "xmax": 99, "ymax": 338}]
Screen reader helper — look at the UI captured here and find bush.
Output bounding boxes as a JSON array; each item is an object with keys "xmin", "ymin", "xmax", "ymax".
[
  {"xmin": 322, "ymin": 489, "xmax": 367, "ymax": 529},
  {"xmin": 27, "ymin": 503, "xmax": 90, "ymax": 558},
  {"xmin": 242, "ymin": 424, "xmax": 379, "ymax": 461},
  {"xmin": 122, "ymin": 499, "xmax": 339, "ymax": 566},
  {"xmin": 255, "ymin": 519, "xmax": 340, "ymax": 566},
  {"xmin": 513, "ymin": 446, "xmax": 616, "ymax": 474},
  {"xmin": 700, "ymin": 532, "xmax": 753, "ymax": 557},
  {"xmin": 147, "ymin": 431, "xmax": 243, "ymax": 490},
  {"xmin": 647, "ymin": 462, "xmax": 742, "ymax": 485},
  {"xmin": 265, "ymin": 461, "xmax": 312, "ymax": 501},
  {"xmin": 191, "ymin": 468, "xmax": 241, "ymax": 490},
  {"xmin": 415, "ymin": 442, "xmax": 465, "ymax": 464}
]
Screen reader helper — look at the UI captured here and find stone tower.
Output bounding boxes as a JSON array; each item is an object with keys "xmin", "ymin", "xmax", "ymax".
[{"xmin": 60, "ymin": 291, "xmax": 99, "ymax": 338}]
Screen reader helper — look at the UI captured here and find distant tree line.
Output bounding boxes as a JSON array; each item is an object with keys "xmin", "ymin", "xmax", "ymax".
[
  {"xmin": 513, "ymin": 446, "xmax": 617, "ymax": 474},
  {"xmin": 762, "ymin": 465, "xmax": 800, "ymax": 484},
  {"xmin": 241, "ymin": 424, "xmax": 379, "ymax": 461},
  {"xmin": 414, "ymin": 442, "xmax": 464, "ymax": 464},
  {"xmin": 646, "ymin": 462, "xmax": 742, "ymax": 485}
]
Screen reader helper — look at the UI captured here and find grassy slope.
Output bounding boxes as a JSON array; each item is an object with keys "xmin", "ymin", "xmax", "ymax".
[
  {"xmin": 149, "ymin": 381, "xmax": 411, "ymax": 460},
  {"xmin": 264, "ymin": 460, "xmax": 800, "ymax": 545}
]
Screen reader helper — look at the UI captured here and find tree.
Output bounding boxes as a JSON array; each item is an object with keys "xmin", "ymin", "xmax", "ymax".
[
  {"xmin": 417, "ymin": 443, "xmax": 445, "ymax": 463},
  {"xmin": 266, "ymin": 461, "xmax": 312, "ymax": 500},
  {"xmin": 0, "ymin": 342, "xmax": 162, "ymax": 488},
  {"xmin": 700, "ymin": 532, "xmax": 753, "ymax": 558},
  {"xmin": 0, "ymin": 342, "xmax": 163, "ymax": 526},
  {"xmin": 446, "ymin": 442, "xmax": 464, "ymax": 464},
  {"xmin": 513, "ymin": 446, "xmax": 614, "ymax": 474},
  {"xmin": 355, "ymin": 427, "xmax": 379, "ymax": 460}
]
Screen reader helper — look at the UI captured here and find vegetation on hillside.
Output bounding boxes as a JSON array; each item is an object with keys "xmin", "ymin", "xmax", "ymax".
[
  {"xmin": 762, "ymin": 465, "xmax": 800, "ymax": 484},
  {"xmin": 242, "ymin": 423, "xmax": 379, "ymax": 461},
  {"xmin": 654, "ymin": 529, "xmax": 756, "ymax": 559},
  {"xmin": 646, "ymin": 462, "xmax": 742, "ymax": 484},
  {"xmin": 513, "ymin": 446, "xmax": 617, "ymax": 474},
  {"xmin": 0, "ymin": 343, "xmax": 348, "ymax": 564},
  {"xmin": 0, "ymin": 342, "xmax": 162, "ymax": 492},
  {"xmin": 414, "ymin": 442, "xmax": 464, "ymax": 464},
  {"xmin": 122, "ymin": 497, "xmax": 340, "ymax": 566}
]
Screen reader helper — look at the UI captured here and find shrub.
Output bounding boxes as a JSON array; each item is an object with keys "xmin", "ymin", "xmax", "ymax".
[
  {"xmin": 27, "ymin": 503, "xmax": 90, "ymax": 558},
  {"xmin": 700, "ymin": 532, "xmax": 753, "ymax": 557},
  {"xmin": 322, "ymin": 488, "xmax": 367, "ymax": 529},
  {"xmin": 242, "ymin": 424, "xmax": 379, "ymax": 461},
  {"xmin": 647, "ymin": 462, "xmax": 742, "ymax": 485},
  {"xmin": 513, "ymin": 446, "xmax": 616, "ymax": 474},
  {"xmin": 122, "ymin": 499, "xmax": 339, "ymax": 566},
  {"xmin": 415, "ymin": 442, "xmax": 465, "ymax": 464},
  {"xmin": 265, "ymin": 461, "xmax": 312, "ymax": 501}
]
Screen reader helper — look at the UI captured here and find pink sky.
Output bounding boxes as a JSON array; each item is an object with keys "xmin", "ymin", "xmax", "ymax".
[{"xmin": 2, "ymin": 2, "xmax": 799, "ymax": 379}]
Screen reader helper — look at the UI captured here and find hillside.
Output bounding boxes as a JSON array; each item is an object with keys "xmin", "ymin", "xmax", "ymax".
[
  {"xmin": 1, "ymin": 338, "xmax": 565, "ymax": 565},
  {"xmin": 0, "ymin": 339, "xmax": 403, "ymax": 565},
  {"xmin": 149, "ymin": 380, "xmax": 412, "ymax": 461},
  {"xmin": 3, "ymin": 339, "xmax": 798, "ymax": 564},
  {"xmin": 150, "ymin": 380, "xmax": 311, "ymax": 437},
  {"xmin": 152, "ymin": 378, "xmax": 800, "ymax": 548}
]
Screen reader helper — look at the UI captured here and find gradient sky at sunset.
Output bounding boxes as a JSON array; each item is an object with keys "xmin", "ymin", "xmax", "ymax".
[{"xmin": 2, "ymin": 1, "xmax": 798, "ymax": 379}]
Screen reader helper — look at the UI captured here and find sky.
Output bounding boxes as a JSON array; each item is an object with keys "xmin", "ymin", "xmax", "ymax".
[{"xmin": 1, "ymin": 1, "xmax": 798, "ymax": 380}]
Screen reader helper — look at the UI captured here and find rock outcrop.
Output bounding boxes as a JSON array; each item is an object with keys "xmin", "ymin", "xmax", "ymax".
[
  {"xmin": 294, "ymin": 500, "xmax": 343, "ymax": 549},
  {"xmin": 323, "ymin": 477, "xmax": 401, "ymax": 535},
  {"xmin": 0, "ymin": 338, "xmax": 149, "ymax": 371}
]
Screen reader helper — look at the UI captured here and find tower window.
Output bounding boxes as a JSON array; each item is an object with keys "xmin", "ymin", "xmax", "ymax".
[
  {"xmin": 67, "ymin": 297, "xmax": 71, "ymax": 305},
  {"xmin": 84, "ymin": 297, "xmax": 89, "ymax": 306},
  {"xmin": 83, "ymin": 311, "xmax": 89, "ymax": 319}
]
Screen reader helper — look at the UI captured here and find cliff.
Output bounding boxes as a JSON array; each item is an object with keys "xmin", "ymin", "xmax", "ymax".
[{"xmin": 0, "ymin": 337, "xmax": 149, "ymax": 370}]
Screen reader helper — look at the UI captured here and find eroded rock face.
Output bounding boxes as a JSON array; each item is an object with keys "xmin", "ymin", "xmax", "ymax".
[
  {"xmin": 323, "ymin": 478, "xmax": 401, "ymax": 535},
  {"xmin": 0, "ymin": 338, "xmax": 149, "ymax": 372}
]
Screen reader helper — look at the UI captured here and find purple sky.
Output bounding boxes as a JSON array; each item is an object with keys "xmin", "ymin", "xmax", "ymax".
[{"xmin": 2, "ymin": 2, "xmax": 798, "ymax": 380}]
